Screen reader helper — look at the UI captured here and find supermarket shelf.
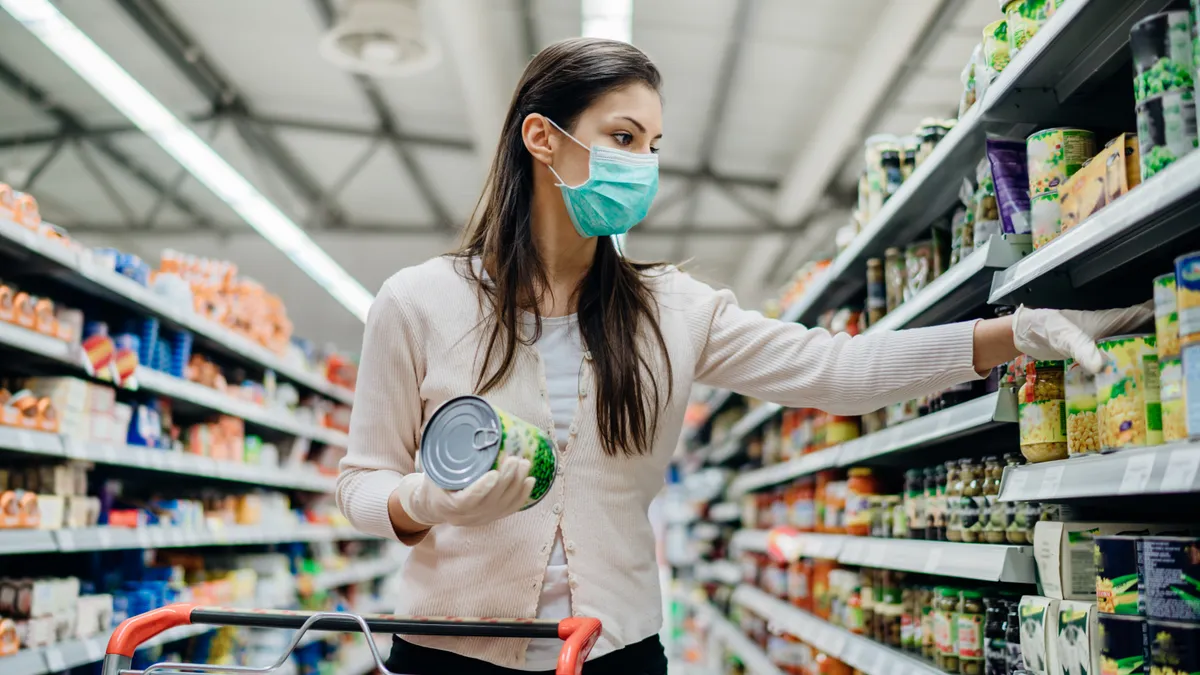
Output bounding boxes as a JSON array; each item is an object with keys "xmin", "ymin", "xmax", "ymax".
[
  {"xmin": 998, "ymin": 441, "xmax": 1200, "ymax": 502},
  {"xmin": 708, "ymin": 501, "xmax": 742, "ymax": 524},
  {"xmin": 0, "ymin": 427, "xmax": 336, "ymax": 493},
  {"xmin": 0, "ymin": 524, "xmax": 376, "ymax": 555},
  {"xmin": 0, "ymin": 219, "xmax": 354, "ymax": 405},
  {"xmin": 727, "ymin": 448, "xmax": 840, "ymax": 498},
  {"xmin": 989, "ymin": 149, "xmax": 1200, "ymax": 306},
  {"xmin": 694, "ymin": 559, "xmax": 743, "ymax": 585},
  {"xmin": 0, "ymin": 321, "xmax": 74, "ymax": 364},
  {"xmin": 781, "ymin": 106, "xmax": 986, "ymax": 327},
  {"xmin": 867, "ymin": 234, "xmax": 1030, "ymax": 333},
  {"xmin": 726, "ymin": 391, "xmax": 1016, "ymax": 497},
  {"xmin": 706, "ymin": 402, "xmax": 783, "ymax": 464},
  {"xmin": 311, "ymin": 557, "xmax": 400, "ymax": 592},
  {"xmin": 138, "ymin": 368, "xmax": 349, "ymax": 446},
  {"xmin": 684, "ymin": 594, "xmax": 783, "ymax": 675},
  {"xmin": 734, "ymin": 585, "xmax": 941, "ymax": 675},
  {"xmin": 683, "ymin": 389, "xmax": 735, "ymax": 444},
  {"xmin": 732, "ymin": 530, "xmax": 1034, "ymax": 583}
]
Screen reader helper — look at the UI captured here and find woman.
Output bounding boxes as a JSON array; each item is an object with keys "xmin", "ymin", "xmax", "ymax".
[{"xmin": 338, "ymin": 38, "xmax": 1147, "ymax": 675}]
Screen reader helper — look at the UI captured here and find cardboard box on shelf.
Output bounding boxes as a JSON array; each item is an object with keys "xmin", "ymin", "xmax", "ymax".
[{"xmin": 1033, "ymin": 521, "xmax": 1179, "ymax": 600}]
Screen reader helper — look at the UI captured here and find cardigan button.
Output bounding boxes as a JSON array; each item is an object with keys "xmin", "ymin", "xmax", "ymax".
[
  {"xmin": 551, "ymin": 503, "xmax": 563, "ymax": 515},
  {"xmin": 568, "ymin": 424, "xmax": 578, "ymax": 436},
  {"xmin": 565, "ymin": 540, "xmax": 576, "ymax": 553}
]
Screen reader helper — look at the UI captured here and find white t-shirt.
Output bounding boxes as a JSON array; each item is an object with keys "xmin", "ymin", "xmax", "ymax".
[{"xmin": 519, "ymin": 313, "xmax": 588, "ymax": 671}]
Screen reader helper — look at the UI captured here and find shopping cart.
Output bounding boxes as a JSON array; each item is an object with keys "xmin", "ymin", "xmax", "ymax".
[{"xmin": 100, "ymin": 604, "xmax": 602, "ymax": 675}]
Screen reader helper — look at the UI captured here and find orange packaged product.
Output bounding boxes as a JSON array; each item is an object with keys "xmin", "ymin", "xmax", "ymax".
[
  {"xmin": 35, "ymin": 398, "xmax": 57, "ymax": 433},
  {"xmin": 0, "ymin": 283, "xmax": 14, "ymax": 323},
  {"xmin": 0, "ymin": 617, "xmax": 18, "ymax": 655},
  {"xmin": 0, "ymin": 490, "xmax": 17, "ymax": 527},
  {"xmin": 17, "ymin": 491, "xmax": 38, "ymax": 528},
  {"xmin": 844, "ymin": 468, "xmax": 879, "ymax": 536},
  {"xmin": 0, "ymin": 182, "xmax": 14, "ymax": 216},
  {"xmin": 824, "ymin": 415, "xmax": 860, "ymax": 446},
  {"xmin": 32, "ymin": 298, "xmax": 56, "ymax": 337},
  {"xmin": 787, "ymin": 558, "xmax": 814, "ymax": 611},
  {"xmin": 9, "ymin": 392, "xmax": 39, "ymax": 430},
  {"xmin": 11, "ymin": 292, "xmax": 35, "ymax": 329},
  {"xmin": 12, "ymin": 192, "xmax": 40, "ymax": 228},
  {"xmin": 789, "ymin": 477, "xmax": 816, "ymax": 531}
]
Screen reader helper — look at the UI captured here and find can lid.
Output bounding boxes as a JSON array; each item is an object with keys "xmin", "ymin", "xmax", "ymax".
[{"xmin": 419, "ymin": 395, "xmax": 502, "ymax": 491}]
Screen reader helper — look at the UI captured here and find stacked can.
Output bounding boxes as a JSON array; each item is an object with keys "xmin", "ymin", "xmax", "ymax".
[
  {"xmin": 170, "ymin": 330, "xmax": 194, "ymax": 380},
  {"xmin": 125, "ymin": 318, "xmax": 160, "ymax": 368},
  {"xmin": 1094, "ymin": 334, "xmax": 1161, "ymax": 451},
  {"xmin": 1026, "ymin": 128, "xmax": 1095, "ymax": 249},
  {"xmin": 1177, "ymin": 252, "xmax": 1200, "ymax": 439},
  {"xmin": 1132, "ymin": 12, "xmax": 1199, "ymax": 180}
]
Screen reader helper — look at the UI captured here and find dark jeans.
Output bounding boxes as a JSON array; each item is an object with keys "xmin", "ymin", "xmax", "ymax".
[{"xmin": 384, "ymin": 634, "xmax": 668, "ymax": 675}]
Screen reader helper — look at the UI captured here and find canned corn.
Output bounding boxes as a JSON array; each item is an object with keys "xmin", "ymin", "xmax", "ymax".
[
  {"xmin": 420, "ymin": 395, "xmax": 557, "ymax": 509},
  {"xmin": 1154, "ymin": 272, "xmax": 1180, "ymax": 358},
  {"xmin": 1065, "ymin": 359, "xmax": 1100, "ymax": 456},
  {"xmin": 1176, "ymin": 251, "xmax": 1200, "ymax": 337},
  {"xmin": 1027, "ymin": 128, "xmax": 1096, "ymax": 196},
  {"xmin": 1161, "ymin": 356, "xmax": 1186, "ymax": 442},
  {"xmin": 1096, "ymin": 334, "xmax": 1162, "ymax": 451}
]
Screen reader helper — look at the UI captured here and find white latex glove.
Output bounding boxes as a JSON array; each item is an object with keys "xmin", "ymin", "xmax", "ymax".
[
  {"xmin": 1012, "ymin": 301, "xmax": 1154, "ymax": 373},
  {"xmin": 396, "ymin": 456, "xmax": 534, "ymax": 528}
]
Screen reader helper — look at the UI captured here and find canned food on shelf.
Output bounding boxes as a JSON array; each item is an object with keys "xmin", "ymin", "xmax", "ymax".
[
  {"xmin": 1031, "ymin": 191, "xmax": 1062, "ymax": 249},
  {"xmin": 1160, "ymin": 356, "xmax": 1186, "ymax": 442},
  {"xmin": 1027, "ymin": 128, "xmax": 1097, "ymax": 196},
  {"xmin": 1136, "ymin": 90, "xmax": 1198, "ymax": 180},
  {"xmin": 1096, "ymin": 334, "xmax": 1162, "ymax": 451},
  {"xmin": 1176, "ymin": 251, "xmax": 1200, "ymax": 338},
  {"xmin": 1154, "ymin": 272, "xmax": 1180, "ymax": 358},
  {"xmin": 1130, "ymin": 11, "xmax": 1195, "ymax": 103},
  {"xmin": 1018, "ymin": 359, "xmax": 1068, "ymax": 463},
  {"xmin": 1065, "ymin": 359, "xmax": 1100, "ymax": 457},
  {"xmin": 1003, "ymin": 0, "xmax": 1050, "ymax": 55}
]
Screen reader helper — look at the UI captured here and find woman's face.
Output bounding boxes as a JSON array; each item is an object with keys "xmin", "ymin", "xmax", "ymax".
[{"xmin": 531, "ymin": 82, "xmax": 663, "ymax": 186}]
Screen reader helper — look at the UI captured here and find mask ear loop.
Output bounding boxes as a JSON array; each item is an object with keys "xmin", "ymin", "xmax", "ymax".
[{"xmin": 543, "ymin": 116, "xmax": 592, "ymax": 189}]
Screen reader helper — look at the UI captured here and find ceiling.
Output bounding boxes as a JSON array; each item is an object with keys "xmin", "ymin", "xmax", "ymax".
[{"xmin": 0, "ymin": 0, "xmax": 997, "ymax": 351}]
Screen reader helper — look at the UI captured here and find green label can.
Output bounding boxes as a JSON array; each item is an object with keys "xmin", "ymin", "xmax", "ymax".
[
  {"xmin": 1096, "ymin": 335, "xmax": 1163, "ymax": 451},
  {"xmin": 1095, "ymin": 536, "xmax": 1142, "ymax": 615},
  {"xmin": 1131, "ymin": 11, "xmax": 1195, "ymax": 103},
  {"xmin": 1098, "ymin": 614, "xmax": 1148, "ymax": 675},
  {"xmin": 1136, "ymin": 90, "xmax": 1198, "ymax": 180},
  {"xmin": 1028, "ymin": 128, "xmax": 1097, "ymax": 195},
  {"xmin": 420, "ymin": 395, "xmax": 557, "ymax": 509}
]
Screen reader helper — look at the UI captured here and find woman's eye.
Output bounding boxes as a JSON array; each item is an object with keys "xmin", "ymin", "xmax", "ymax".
[
  {"xmin": 650, "ymin": 146, "xmax": 660, "ymax": 154},
  {"xmin": 613, "ymin": 132, "xmax": 633, "ymax": 146}
]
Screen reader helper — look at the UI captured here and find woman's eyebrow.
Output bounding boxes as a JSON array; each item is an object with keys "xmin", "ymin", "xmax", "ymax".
[{"xmin": 617, "ymin": 115, "xmax": 646, "ymax": 132}]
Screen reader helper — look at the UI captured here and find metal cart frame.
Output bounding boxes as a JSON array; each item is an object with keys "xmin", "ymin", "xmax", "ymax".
[{"xmin": 101, "ymin": 604, "xmax": 602, "ymax": 675}]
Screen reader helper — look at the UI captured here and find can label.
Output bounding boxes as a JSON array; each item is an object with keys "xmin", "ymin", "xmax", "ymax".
[
  {"xmin": 934, "ymin": 610, "xmax": 958, "ymax": 655},
  {"xmin": 1183, "ymin": 342, "xmax": 1200, "ymax": 438},
  {"xmin": 1137, "ymin": 91, "xmax": 1198, "ymax": 180},
  {"xmin": 1096, "ymin": 335, "xmax": 1162, "ymax": 450},
  {"xmin": 958, "ymin": 613, "xmax": 984, "ymax": 660},
  {"xmin": 1176, "ymin": 252, "xmax": 1200, "ymax": 337},
  {"xmin": 1160, "ymin": 357, "xmax": 1186, "ymax": 442},
  {"xmin": 1154, "ymin": 273, "xmax": 1180, "ymax": 358},
  {"xmin": 1028, "ymin": 128, "xmax": 1097, "ymax": 195}
]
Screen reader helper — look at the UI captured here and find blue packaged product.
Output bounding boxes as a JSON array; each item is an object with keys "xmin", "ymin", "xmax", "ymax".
[
  {"xmin": 111, "ymin": 592, "xmax": 129, "ymax": 626},
  {"xmin": 154, "ymin": 339, "xmax": 171, "ymax": 372},
  {"xmin": 170, "ymin": 330, "xmax": 193, "ymax": 378},
  {"xmin": 125, "ymin": 318, "xmax": 160, "ymax": 366},
  {"xmin": 114, "ymin": 333, "xmax": 140, "ymax": 356}
]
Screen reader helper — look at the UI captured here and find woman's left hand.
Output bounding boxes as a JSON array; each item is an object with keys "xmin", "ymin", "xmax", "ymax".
[{"xmin": 1011, "ymin": 302, "xmax": 1154, "ymax": 373}]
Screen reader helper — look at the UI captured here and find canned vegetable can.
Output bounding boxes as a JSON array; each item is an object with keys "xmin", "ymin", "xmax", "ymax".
[
  {"xmin": 1004, "ymin": 0, "xmax": 1050, "ymax": 55},
  {"xmin": 1153, "ymin": 273, "xmax": 1180, "ymax": 358},
  {"xmin": 1140, "ymin": 537, "xmax": 1200, "ymax": 620},
  {"xmin": 1160, "ymin": 357, "xmax": 1186, "ymax": 443},
  {"xmin": 1031, "ymin": 191, "xmax": 1062, "ymax": 249},
  {"xmin": 1182, "ymin": 337, "xmax": 1200, "ymax": 438},
  {"xmin": 1130, "ymin": 11, "xmax": 1195, "ymax": 103},
  {"xmin": 1148, "ymin": 619, "xmax": 1200, "ymax": 675},
  {"xmin": 983, "ymin": 20, "xmax": 1011, "ymax": 76},
  {"xmin": 420, "ymin": 395, "xmax": 557, "ymax": 509},
  {"xmin": 1175, "ymin": 252, "xmax": 1200, "ymax": 338},
  {"xmin": 1136, "ymin": 90, "xmax": 1198, "ymax": 180},
  {"xmin": 1097, "ymin": 614, "xmax": 1148, "ymax": 675},
  {"xmin": 1094, "ymin": 536, "xmax": 1141, "ymax": 615},
  {"xmin": 1065, "ymin": 359, "xmax": 1100, "ymax": 456},
  {"xmin": 1096, "ymin": 335, "xmax": 1162, "ymax": 451},
  {"xmin": 1027, "ymin": 128, "xmax": 1097, "ymax": 195}
]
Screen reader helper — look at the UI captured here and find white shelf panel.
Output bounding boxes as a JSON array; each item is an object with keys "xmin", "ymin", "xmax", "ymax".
[
  {"xmin": 0, "ymin": 219, "xmax": 354, "ymax": 405},
  {"xmin": 708, "ymin": 501, "xmax": 742, "ymax": 524},
  {"xmin": 0, "ymin": 524, "xmax": 375, "ymax": 555},
  {"xmin": 734, "ymin": 585, "xmax": 941, "ymax": 675},
  {"xmin": 706, "ymin": 402, "xmax": 783, "ymax": 465},
  {"xmin": 0, "ymin": 427, "xmax": 335, "ymax": 493},
  {"xmin": 998, "ymin": 441, "xmax": 1200, "ymax": 502},
  {"xmin": 726, "ymin": 392, "xmax": 1016, "ymax": 496},
  {"xmin": 311, "ymin": 557, "xmax": 400, "ymax": 592},
  {"xmin": 685, "ymin": 594, "xmax": 783, "ymax": 675}
]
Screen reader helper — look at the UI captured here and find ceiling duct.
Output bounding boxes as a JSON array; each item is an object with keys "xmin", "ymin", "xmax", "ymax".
[{"xmin": 318, "ymin": 0, "xmax": 440, "ymax": 78}]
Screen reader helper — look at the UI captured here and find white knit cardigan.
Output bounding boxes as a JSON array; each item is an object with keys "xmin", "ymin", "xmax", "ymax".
[{"xmin": 337, "ymin": 256, "xmax": 981, "ymax": 667}]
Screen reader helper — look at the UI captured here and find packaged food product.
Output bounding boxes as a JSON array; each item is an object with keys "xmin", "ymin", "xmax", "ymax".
[
  {"xmin": 865, "ymin": 135, "xmax": 900, "ymax": 222},
  {"xmin": 419, "ymin": 395, "xmax": 556, "ymax": 509},
  {"xmin": 1019, "ymin": 595, "xmax": 1061, "ymax": 675},
  {"xmin": 1154, "ymin": 273, "xmax": 1181, "ymax": 358},
  {"xmin": 1130, "ymin": 11, "xmax": 1195, "ymax": 103},
  {"xmin": 950, "ymin": 206, "xmax": 973, "ymax": 267},
  {"xmin": 985, "ymin": 598, "xmax": 1010, "ymax": 675},
  {"xmin": 1095, "ymin": 335, "xmax": 1162, "ymax": 451},
  {"xmin": 1159, "ymin": 356, "xmax": 1185, "ymax": 442},
  {"xmin": 1019, "ymin": 360, "xmax": 1069, "ymax": 462},
  {"xmin": 844, "ymin": 468, "xmax": 878, "ymax": 537},
  {"xmin": 1057, "ymin": 601, "xmax": 1100, "ymax": 675},
  {"xmin": 1036, "ymin": 521, "xmax": 1157, "ymax": 601},
  {"xmin": 1065, "ymin": 359, "xmax": 1100, "ymax": 456},
  {"xmin": 1004, "ymin": 0, "xmax": 1050, "ymax": 55},
  {"xmin": 1176, "ymin": 252, "xmax": 1200, "ymax": 337},
  {"xmin": 885, "ymin": 246, "xmax": 905, "ymax": 313},
  {"xmin": 901, "ymin": 135, "xmax": 920, "ymax": 181},
  {"xmin": 904, "ymin": 240, "xmax": 935, "ymax": 302},
  {"xmin": 936, "ymin": 587, "xmax": 962, "ymax": 673},
  {"xmin": 974, "ymin": 158, "xmax": 1004, "ymax": 246},
  {"xmin": 1094, "ymin": 535, "xmax": 1141, "ymax": 615},
  {"xmin": 959, "ymin": 590, "xmax": 986, "ymax": 675},
  {"xmin": 918, "ymin": 119, "xmax": 952, "ymax": 167},
  {"xmin": 1097, "ymin": 614, "xmax": 1148, "ymax": 675},
  {"xmin": 1027, "ymin": 128, "xmax": 1097, "ymax": 196},
  {"xmin": 961, "ymin": 44, "xmax": 981, "ymax": 116},
  {"xmin": 1031, "ymin": 191, "xmax": 1062, "ymax": 248},
  {"xmin": 1183, "ymin": 337, "xmax": 1200, "ymax": 438},
  {"xmin": 1138, "ymin": 536, "xmax": 1200, "ymax": 620},
  {"xmin": 987, "ymin": 137, "xmax": 1033, "ymax": 234},
  {"xmin": 1059, "ymin": 133, "xmax": 1141, "ymax": 233},
  {"xmin": 982, "ymin": 20, "xmax": 1012, "ymax": 96},
  {"xmin": 982, "ymin": 457, "xmax": 1008, "ymax": 543},
  {"xmin": 1136, "ymin": 90, "xmax": 1198, "ymax": 180},
  {"xmin": 946, "ymin": 460, "xmax": 966, "ymax": 542},
  {"xmin": 1148, "ymin": 619, "xmax": 1200, "ymax": 675},
  {"xmin": 1008, "ymin": 603, "xmax": 1025, "ymax": 675}
]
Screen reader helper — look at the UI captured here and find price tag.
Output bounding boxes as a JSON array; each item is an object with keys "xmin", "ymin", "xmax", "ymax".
[
  {"xmin": 16, "ymin": 430, "xmax": 35, "ymax": 450},
  {"xmin": 923, "ymin": 547, "xmax": 944, "ymax": 574},
  {"xmin": 45, "ymin": 647, "xmax": 67, "ymax": 672},
  {"xmin": 1037, "ymin": 465, "xmax": 1065, "ymax": 499},
  {"xmin": 57, "ymin": 529, "xmax": 76, "ymax": 551},
  {"xmin": 1160, "ymin": 449, "xmax": 1200, "ymax": 493},
  {"xmin": 1003, "ymin": 468, "xmax": 1029, "ymax": 498},
  {"xmin": 1119, "ymin": 453, "xmax": 1156, "ymax": 494},
  {"xmin": 866, "ymin": 543, "xmax": 887, "ymax": 567},
  {"xmin": 85, "ymin": 636, "xmax": 105, "ymax": 661},
  {"xmin": 98, "ymin": 528, "xmax": 114, "ymax": 548}
]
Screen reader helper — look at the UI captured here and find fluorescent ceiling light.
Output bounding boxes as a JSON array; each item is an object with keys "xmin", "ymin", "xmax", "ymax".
[
  {"xmin": 1, "ymin": 0, "xmax": 373, "ymax": 322},
  {"xmin": 582, "ymin": 0, "xmax": 632, "ymax": 44}
]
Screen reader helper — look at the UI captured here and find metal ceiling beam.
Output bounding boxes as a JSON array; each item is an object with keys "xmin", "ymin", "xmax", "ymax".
[
  {"xmin": 113, "ymin": 0, "xmax": 339, "ymax": 226},
  {"xmin": 310, "ymin": 0, "xmax": 457, "ymax": 233},
  {"xmin": 0, "ymin": 55, "xmax": 215, "ymax": 228},
  {"xmin": 518, "ymin": 0, "xmax": 538, "ymax": 59},
  {"xmin": 672, "ymin": 0, "xmax": 756, "ymax": 261},
  {"xmin": 60, "ymin": 221, "xmax": 789, "ymax": 237}
]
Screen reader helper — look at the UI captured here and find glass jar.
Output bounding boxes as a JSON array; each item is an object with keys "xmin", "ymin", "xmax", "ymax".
[
  {"xmin": 945, "ymin": 460, "xmax": 965, "ymax": 542},
  {"xmin": 1018, "ymin": 360, "xmax": 1068, "ymax": 462},
  {"xmin": 984, "ymin": 598, "xmax": 1009, "ymax": 675},
  {"xmin": 1007, "ymin": 501, "xmax": 1041, "ymax": 545},
  {"xmin": 959, "ymin": 460, "xmax": 985, "ymax": 543},
  {"xmin": 888, "ymin": 495, "xmax": 906, "ymax": 539},
  {"xmin": 885, "ymin": 247, "xmax": 905, "ymax": 313},
  {"xmin": 879, "ymin": 602, "xmax": 904, "ymax": 648},
  {"xmin": 845, "ymin": 468, "xmax": 879, "ymax": 536},
  {"xmin": 957, "ymin": 590, "xmax": 986, "ymax": 675},
  {"xmin": 1005, "ymin": 603, "xmax": 1024, "ymax": 675},
  {"xmin": 901, "ymin": 588, "xmax": 918, "ymax": 653},
  {"xmin": 982, "ymin": 456, "xmax": 1008, "ymax": 544},
  {"xmin": 934, "ymin": 587, "xmax": 960, "ymax": 673},
  {"xmin": 905, "ymin": 468, "xmax": 926, "ymax": 540},
  {"xmin": 924, "ymin": 467, "xmax": 940, "ymax": 540},
  {"xmin": 920, "ymin": 587, "xmax": 937, "ymax": 660},
  {"xmin": 867, "ymin": 258, "xmax": 886, "ymax": 327},
  {"xmin": 846, "ymin": 589, "xmax": 865, "ymax": 634}
]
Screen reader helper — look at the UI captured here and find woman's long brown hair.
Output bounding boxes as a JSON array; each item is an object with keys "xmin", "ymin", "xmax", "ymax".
[{"xmin": 455, "ymin": 38, "xmax": 672, "ymax": 457}]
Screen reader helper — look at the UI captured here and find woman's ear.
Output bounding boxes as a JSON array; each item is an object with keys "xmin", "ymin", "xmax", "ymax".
[{"xmin": 522, "ymin": 113, "xmax": 555, "ymax": 166}]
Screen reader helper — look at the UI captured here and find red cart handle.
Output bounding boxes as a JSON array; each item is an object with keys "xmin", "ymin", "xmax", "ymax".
[{"xmin": 106, "ymin": 604, "xmax": 602, "ymax": 675}]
